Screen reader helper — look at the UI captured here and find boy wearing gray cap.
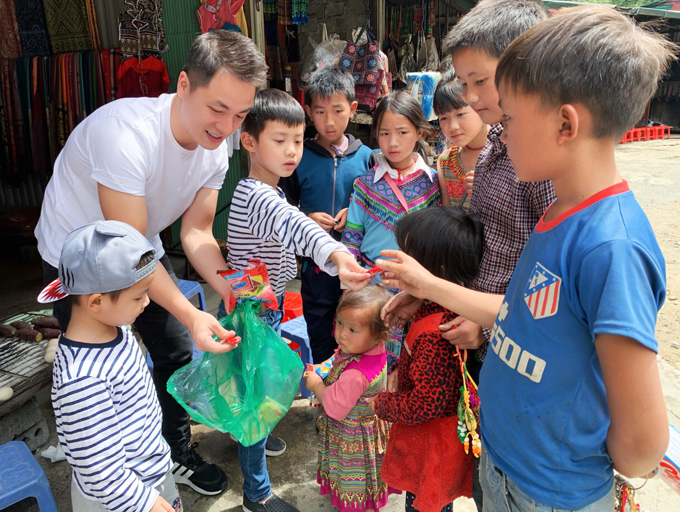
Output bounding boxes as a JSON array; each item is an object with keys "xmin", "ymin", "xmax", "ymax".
[{"xmin": 39, "ymin": 220, "xmax": 185, "ymax": 512}]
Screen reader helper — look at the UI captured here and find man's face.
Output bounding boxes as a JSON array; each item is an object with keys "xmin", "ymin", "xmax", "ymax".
[
  {"xmin": 305, "ymin": 93, "xmax": 357, "ymax": 147},
  {"xmin": 176, "ymin": 70, "xmax": 256, "ymax": 150},
  {"xmin": 452, "ymin": 48, "xmax": 503, "ymax": 125}
]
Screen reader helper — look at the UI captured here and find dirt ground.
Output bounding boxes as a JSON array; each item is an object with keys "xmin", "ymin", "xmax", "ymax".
[{"xmin": 3, "ymin": 138, "xmax": 679, "ymax": 512}]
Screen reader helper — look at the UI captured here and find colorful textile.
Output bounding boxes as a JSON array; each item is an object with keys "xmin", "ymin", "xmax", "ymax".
[
  {"xmin": 318, "ymin": 348, "xmax": 399, "ymax": 511},
  {"xmin": 375, "ymin": 302, "xmax": 473, "ymax": 512},
  {"xmin": 196, "ymin": 0, "xmax": 246, "ymax": 34},
  {"xmin": 94, "ymin": 0, "xmax": 121, "ymax": 50},
  {"xmin": 278, "ymin": 0, "xmax": 291, "ymax": 25},
  {"xmin": 263, "ymin": 0, "xmax": 277, "ymax": 22},
  {"xmin": 119, "ymin": 0, "xmax": 168, "ymax": 60},
  {"xmin": 292, "ymin": 0, "xmax": 308, "ymax": 24},
  {"xmin": 43, "ymin": 0, "xmax": 93, "ymax": 53},
  {"xmin": 13, "ymin": 0, "xmax": 51, "ymax": 57},
  {"xmin": 0, "ymin": 0, "xmax": 22, "ymax": 59},
  {"xmin": 340, "ymin": 36, "xmax": 381, "ymax": 86},
  {"xmin": 480, "ymin": 181, "xmax": 665, "ymax": 510},
  {"xmin": 439, "ymin": 147, "xmax": 471, "ymax": 210},
  {"xmin": 117, "ymin": 55, "xmax": 169, "ymax": 98},
  {"xmin": 84, "ymin": 0, "xmax": 101, "ymax": 50}
]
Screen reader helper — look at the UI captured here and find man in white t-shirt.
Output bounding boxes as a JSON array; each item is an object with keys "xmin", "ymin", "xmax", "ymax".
[{"xmin": 35, "ymin": 30, "xmax": 266, "ymax": 498}]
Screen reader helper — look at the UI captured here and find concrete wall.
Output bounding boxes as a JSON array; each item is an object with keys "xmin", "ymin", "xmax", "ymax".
[{"xmin": 298, "ymin": 0, "xmax": 372, "ymax": 60}]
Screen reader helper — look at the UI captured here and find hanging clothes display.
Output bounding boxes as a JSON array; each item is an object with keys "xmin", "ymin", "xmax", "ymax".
[
  {"xmin": 117, "ymin": 55, "xmax": 169, "ymax": 98},
  {"xmin": 119, "ymin": 0, "xmax": 168, "ymax": 61},
  {"xmin": 43, "ymin": 0, "xmax": 94, "ymax": 53},
  {"xmin": 278, "ymin": 0, "xmax": 291, "ymax": 26},
  {"xmin": 291, "ymin": 0, "xmax": 307, "ymax": 25},
  {"xmin": 263, "ymin": 0, "xmax": 277, "ymax": 22},
  {"xmin": 13, "ymin": 0, "xmax": 51, "ymax": 57},
  {"xmin": 0, "ymin": 0, "xmax": 22, "ymax": 59},
  {"xmin": 0, "ymin": 49, "xmax": 121, "ymax": 179},
  {"xmin": 196, "ymin": 0, "xmax": 246, "ymax": 34},
  {"xmin": 84, "ymin": 0, "xmax": 101, "ymax": 50}
]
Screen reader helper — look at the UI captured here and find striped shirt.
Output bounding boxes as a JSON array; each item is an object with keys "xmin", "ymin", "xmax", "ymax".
[
  {"xmin": 228, "ymin": 177, "xmax": 349, "ymax": 297},
  {"xmin": 52, "ymin": 327, "xmax": 171, "ymax": 512}
]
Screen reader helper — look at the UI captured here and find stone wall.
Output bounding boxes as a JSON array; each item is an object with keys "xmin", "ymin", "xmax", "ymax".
[{"xmin": 298, "ymin": 0, "xmax": 372, "ymax": 60}]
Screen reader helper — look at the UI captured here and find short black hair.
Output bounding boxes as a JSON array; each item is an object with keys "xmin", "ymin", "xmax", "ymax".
[
  {"xmin": 241, "ymin": 89, "xmax": 306, "ymax": 141},
  {"xmin": 395, "ymin": 207, "xmax": 484, "ymax": 287},
  {"xmin": 304, "ymin": 66, "xmax": 356, "ymax": 106},
  {"xmin": 443, "ymin": 0, "xmax": 549, "ymax": 58},
  {"xmin": 433, "ymin": 72, "xmax": 468, "ymax": 116},
  {"xmin": 183, "ymin": 30, "xmax": 267, "ymax": 90}
]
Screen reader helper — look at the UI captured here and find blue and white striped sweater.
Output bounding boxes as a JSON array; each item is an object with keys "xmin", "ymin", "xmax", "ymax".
[{"xmin": 52, "ymin": 326, "xmax": 171, "ymax": 512}]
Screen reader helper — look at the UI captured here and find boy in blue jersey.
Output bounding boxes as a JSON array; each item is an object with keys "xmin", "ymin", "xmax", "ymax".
[
  {"xmin": 280, "ymin": 66, "xmax": 372, "ymax": 363},
  {"xmin": 38, "ymin": 221, "xmax": 217, "ymax": 512},
  {"xmin": 378, "ymin": 6, "xmax": 674, "ymax": 511}
]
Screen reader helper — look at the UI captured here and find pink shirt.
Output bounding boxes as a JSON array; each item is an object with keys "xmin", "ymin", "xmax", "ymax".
[{"xmin": 323, "ymin": 345, "xmax": 384, "ymax": 421}]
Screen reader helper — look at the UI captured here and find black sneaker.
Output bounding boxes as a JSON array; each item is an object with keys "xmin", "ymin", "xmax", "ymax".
[
  {"xmin": 265, "ymin": 434, "xmax": 286, "ymax": 457},
  {"xmin": 243, "ymin": 492, "xmax": 299, "ymax": 512},
  {"xmin": 171, "ymin": 442, "xmax": 228, "ymax": 496},
  {"xmin": 229, "ymin": 433, "xmax": 287, "ymax": 457}
]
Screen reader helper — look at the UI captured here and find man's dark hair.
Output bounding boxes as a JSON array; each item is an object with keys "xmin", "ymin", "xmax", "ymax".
[
  {"xmin": 304, "ymin": 66, "xmax": 356, "ymax": 106},
  {"xmin": 442, "ymin": 0, "xmax": 549, "ymax": 58},
  {"xmin": 183, "ymin": 30, "xmax": 268, "ymax": 90},
  {"xmin": 242, "ymin": 89, "xmax": 306, "ymax": 141},
  {"xmin": 395, "ymin": 207, "xmax": 484, "ymax": 287},
  {"xmin": 69, "ymin": 251, "xmax": 156, "ymax": 306},
  {"xmin": 433, "ymin": 72, "xmax": 468, "ymax": 116},
  {"xmin": 496, "ymin": 5, "xmax": 677, "ymax": 139}
]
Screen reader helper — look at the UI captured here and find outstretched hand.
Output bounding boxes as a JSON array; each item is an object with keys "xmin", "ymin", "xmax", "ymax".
[
  {"xmin": 332, "ymin": 251, "xmax": 372, "ymax": 291},
  {"xmin": 188, "ymin": 309, "xmax": 241, "ymax": 354},
  {"xmin": 376, "ymin": 250, "xmax": 436, "ymax": 301}
]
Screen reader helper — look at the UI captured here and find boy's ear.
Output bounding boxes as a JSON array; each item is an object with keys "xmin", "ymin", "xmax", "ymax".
[
  {"xmin": 176, "ymin": 71, "xmax": 190, "ymax": 100},
  {"xmin": 241, "ymin": 131, "xmax": 257, "ymax": 152},
  {"xmin": 556, "ymin": 104, "xmax": 580, "ymax": 144},
  {"xmin": 349, "ymin": 101, "xmax": 358, "ymax": 116},
  {"xmin": 304, "ymin": 105, "xmax": 313, "ymax": 119},
  {"xmin": 87, "ymin": 293, "xmax": 103, "ymax": 312}
]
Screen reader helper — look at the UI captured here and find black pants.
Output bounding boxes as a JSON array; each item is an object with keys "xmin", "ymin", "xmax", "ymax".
[
  {"xmin": 43, "ymin": 254, "xmax": 193, "ymax": 453},
  {"xmin": 300, "ymin": 257, "xmax": 343, "ymax": 364},
  {"xmin": 405, "ymin": 492, "xmax": 453, "ymax": 512}
]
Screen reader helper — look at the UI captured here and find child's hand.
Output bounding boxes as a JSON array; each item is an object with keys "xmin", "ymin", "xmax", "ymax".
[
  {"xmin": 440, "ymin": 317, "xmax": 485, "ymax": 350},
  {"xmin": 309, "ymin": 212, "xmax": 336, "ymax": 233},
  {"xmin": 366, "ymin": 395, "xmax": 377, "ymax": 412},
  {"xmin": 304, "ymin": 369, "xmax": 322, "ymax": 392},
  {"xmin": 334, "ymin": 208, "xmax": 349, "ymax": 232},
  {"xmin": 381, "ymin": 291, "xmax": 423, "ymax": 330},
  {"xmin": 331, "ymin": 251, "xmax": 372, "ymax": 291},
  {"xmin": 387, "ymin": 368, "xmax": 398, "ymax": 393},
  {"xmin": 149, "ymin": 496, "xmax": 173, "ymax": 512},
  {"xmin": 377, "ymin": 250, "xmax": 437, "ymax": 300},
  {"xmin": 464, "ymin": 171, "xmax": 475, "ymax": 195}
]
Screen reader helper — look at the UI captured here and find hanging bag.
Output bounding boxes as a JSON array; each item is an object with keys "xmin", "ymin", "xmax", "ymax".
[{"xmin": 339, "ymin": 21, "xmax": 381, "ymax": 86}]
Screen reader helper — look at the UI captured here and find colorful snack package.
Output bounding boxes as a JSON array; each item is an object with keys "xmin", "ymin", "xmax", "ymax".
[{"xmin": 218, "ymin": 259, "xmax": 279, "ymax": 311}]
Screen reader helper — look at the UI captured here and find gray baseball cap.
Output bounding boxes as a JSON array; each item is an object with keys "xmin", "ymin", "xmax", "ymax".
[{"xmin": 38, "ymin": 221, "xmax": 157, "ymax": 303}]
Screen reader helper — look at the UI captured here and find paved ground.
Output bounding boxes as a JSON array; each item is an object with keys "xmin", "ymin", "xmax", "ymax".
[{"xmin": 2, "ymin": 138, "xmax": 679, "ymax": 511}]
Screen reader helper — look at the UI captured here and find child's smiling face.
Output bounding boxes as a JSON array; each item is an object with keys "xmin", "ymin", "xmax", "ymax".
[
  {"xmin": 452, "ymin": 48, "xmax": 503, "ymax": 126},
  {"xmin": 334, "ymin": 307, "xmax": 381, "ymax": 355}
]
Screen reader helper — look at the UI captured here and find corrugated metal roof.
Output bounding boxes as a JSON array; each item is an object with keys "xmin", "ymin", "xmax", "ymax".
[{"xmin": 543, "ymin": 0, "xmax": 680, "ymax": 18}]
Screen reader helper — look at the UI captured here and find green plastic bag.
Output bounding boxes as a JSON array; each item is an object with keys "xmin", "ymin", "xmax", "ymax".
[{"xmin": 167, "ymin": 300, "xmax": 304, "ymax": 446}]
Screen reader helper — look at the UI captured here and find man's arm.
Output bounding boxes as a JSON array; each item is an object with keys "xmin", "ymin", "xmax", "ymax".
[
  {"xmin": 596, "ymin": 333, "xmax": 668, "ymax": 477},
  {"xmin": 98, "ymin": 184, "xmax": 235, "ymax": 352},
  {"xmin": 180, "ymin": 187, "xmax": 233, "ymax": 305}
]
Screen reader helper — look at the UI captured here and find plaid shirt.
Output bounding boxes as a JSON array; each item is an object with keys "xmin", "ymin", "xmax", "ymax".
[{"xmin": 470, "ymin": 124, "xmax": 556, "ymax": 356}]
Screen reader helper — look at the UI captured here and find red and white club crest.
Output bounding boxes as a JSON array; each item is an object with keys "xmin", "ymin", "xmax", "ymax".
[
  {"xmin": 523, "ymin": 263, "xmax": 561, "ymax": 320},
  {"xmin": 38, "ymin": 278, "xmax": 67, "ymax": 303}
]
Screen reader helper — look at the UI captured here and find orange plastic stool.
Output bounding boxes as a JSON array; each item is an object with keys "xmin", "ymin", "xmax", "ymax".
[
  {"xmin": 631, "ymin": 128, "xmax": 643, "ymax": 142},
  {"xmin": 660, "ymin": 126, "xmax": 671, "ymax": 140},
  {"xmin": 621, "ymin": 130, "xmax": 634, "ymax": 144},
  {"xmin": 283, "ymin": 292, "xmax": 303, "ymax": 322},
  {"xmin": 641, "ymin": 127, "xmax": 653, "ymax": 141}
]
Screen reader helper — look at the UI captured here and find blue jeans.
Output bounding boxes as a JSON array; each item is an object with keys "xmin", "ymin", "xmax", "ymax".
[
  {"xmin": 480, "ymin": 446, "xmax": 615, "ymax": 512},
  {"xmin": 218, "ymin": 295, "xmax": 285, "ymax": 501}
]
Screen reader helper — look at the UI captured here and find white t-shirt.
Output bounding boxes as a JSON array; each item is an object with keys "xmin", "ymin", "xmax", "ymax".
[{"xmin": 35, "ymin": 93, "xmax": 232, "ymax": 266}]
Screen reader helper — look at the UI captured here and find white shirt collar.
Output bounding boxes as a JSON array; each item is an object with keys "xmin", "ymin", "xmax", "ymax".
[{"xmin": 373, "ymin": 152, "xmax": 433, "ymax": 184}]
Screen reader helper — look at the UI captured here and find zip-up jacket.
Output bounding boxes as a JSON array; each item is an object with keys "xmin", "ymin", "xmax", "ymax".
[{"xmin": 280, "ymin": 135, "xmax": 371, "ymax": 219}]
